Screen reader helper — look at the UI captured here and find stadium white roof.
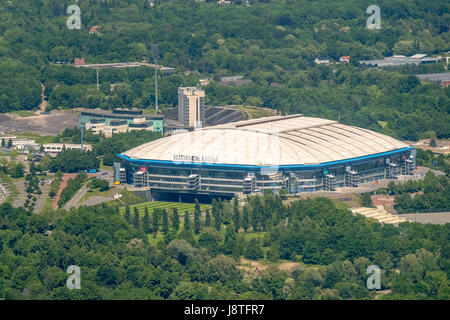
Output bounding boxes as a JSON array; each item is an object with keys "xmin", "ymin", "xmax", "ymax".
[{"xmin": 121, "ymin": 114, "xmax": 410, "ymax": 167}]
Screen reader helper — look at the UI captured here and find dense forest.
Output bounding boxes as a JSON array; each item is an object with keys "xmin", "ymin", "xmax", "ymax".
[
  {"xmin": 0, "ymin": 0, "xmax": 449, "ymax": 140},
  {"xmin": 375, "ymin": 171, "xmax": 450, "ymax": 213},
  {"xmin": 0, "ymin": 193, "xmax": 448, "ymax": 300}
]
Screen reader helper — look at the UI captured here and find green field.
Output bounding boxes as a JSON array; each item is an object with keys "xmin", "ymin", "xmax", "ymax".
[{"xmin": 119, "ymin": 201, "xmax": 212, "ymax": 216}]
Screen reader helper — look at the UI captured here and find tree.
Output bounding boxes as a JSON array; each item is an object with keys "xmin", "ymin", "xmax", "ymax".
[
  {"xmin": 430, "ymin": 139, "xmax": 437, "ymax": 147},
  {"xmin": 184, "ymin": 211, "xmax": 191, "ymax": 230},
  {"xmin": 267, "ymin": 242, "xmax": 281, "ymax": 262},
  {"xmin": 244, "ymin": 238, "xmax": 264, "ymax": 260},
  {"xmin": 169, "ymin": 281, "xmax": 208, "ymax": 300},
  {"xmin": 360, "ymin": 193, "xmax": 374, "ymax": 207},
  {"xmin": 40, "ymin": 155, "xmax": 52, "ymax": 171},
  {"xmin": 251, "ymin": 205, "xmax": 259, "ymax": 231},
  {"xmin": 212, "ymin": 199, "xmax": 221, "ymax": 232},
  {"xmin": 198, "ymin": 227, "xmax": 221, "ymax": 254},
  {"xmin": 205, "ymin": 209, "xmax": 212, "ymax": 228},
  {"xmin": 9, "ymin": 150, "xmax": 19, "ymax": 160},
  {"xmin": 153, "ymin": 208, "xmax": 160, "ymax": 233},
  {"xmin": 279, "ymin": 188, "xmax": 287, "ymax": 200},
  {"xmin": 233, "ymin": 197, "xmax": 240, "ymax": 232},
  {"xmin": 133, "ymin": 207, "xmax": 140, "ymax": 228},
  {"xmin": 124, "ymin": 206, "xmax": 131, "ymax": 224},
  {"xmin": 194, "ymin": 200, "xmax": 201, "ymax": 235},
  {"xmin": 143, "ymin": 207, "xmax": 151, "ymax": 233},
  {"xmin": 162, "ymin": 209, "xmax": 169, "ymax": 233},
  {"xmin": 222, "ymin": 225, "xmax": 237, "ymax": 255},
  {"xmin": 242, "ymin": 205, "xmax": 249, "ymax": 232},
  {"xmin": 9, "ymin": 162, "xmax": 25, "ymax": 178},
  {"xmin": 51, "ymin": 149, "xmax": 99, "ymax": 173},
  {"xmin": 171, "ymin": 207, "xmax": 179, "ymax": 231}
]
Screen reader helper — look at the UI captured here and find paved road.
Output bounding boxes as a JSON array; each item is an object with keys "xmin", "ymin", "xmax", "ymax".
[
  {"xmin": 81, "ymin": 194, "xmax": 116, "ymax": 207},
  {"xmin": 64, "ymin": 184, "xmax": 89, "ymax": 210},
  {"xmin": 12, "ymin": 180, "xmax": 27, "ymax": 208},
  {"xmin": 33, "ymin": 184, "xmax": 50, "ymax": 213},
  {"xmin": 400, "ymin": 212, "xmax": 450, "ymax": 225},
  {"xmin": 0, "ymin": 182, "xmax": 9, "ymax": 203}
]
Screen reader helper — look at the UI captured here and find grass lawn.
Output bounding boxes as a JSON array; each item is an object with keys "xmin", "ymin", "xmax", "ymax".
[
  {"xmin": 377, "ymin": 120, "xmax": 388, "ymax": 128},
  {"xmin": 79, "ymin": 186, "xmax": 117, "ymax": 203},
  {"xmin": 41, "ymin": 195, "xmax": 54, "ymax": 213},
  {"xmin": 147, "ymin": 233, "xmax": 165, "ymax": 247},
  {"xmin": 227, "ymin": 105, "xmax": 276, "ymax": 120},
  {"xmin": 119, "ymin": 200, "xmax": 212, "ymax": 216},
  {"xmin": 99, "ymin": 158, "xmax": 113, "ymax": 171},
  {"xmin": 14, "ymin": 132, "xmax": 54, "ymax": 144},
  {"xmin": 243, "ymin": 231, "xmax": 266, "ymax": 242},
  {"xmin": 333, "ymin": 200, "xmax": 350, "ymax": 211},
  {"xmin": 106, "ymin": 189, "xmax": 144, "ymax": 207},
  {"xmin": 12, "ymin": 110, "xmax": 37, "ymax": 117}
]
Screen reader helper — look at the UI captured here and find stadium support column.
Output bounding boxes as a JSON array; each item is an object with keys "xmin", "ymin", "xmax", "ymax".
[
  {"xmin": 188, "ymin": 174, "xmax": 200, "ymax": 191},
  {"xmin": 287, "ymin": 173, "xmax": 297, "ymax": 194},
  {"xmin": 243, "ymin": 174, "xmax": 256, "ymax": 194},
  {"xmin": 323, "ymin": 174, "xmax": 336, "ymax": 191},
  {"xmin": 345, "ymin": 168, "xmax": 359, "ymax": 187},
  {"xmin": 386, "ymin": 160, "xmax": 399, "ymax": 180}
]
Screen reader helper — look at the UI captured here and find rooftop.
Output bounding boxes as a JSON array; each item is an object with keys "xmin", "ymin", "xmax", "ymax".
[
  {"xmin": 416, "ymin": 72, "xmax": 450, "ymax": 82},
  {"xmin": 359, "ymin": 54, "xmax": 441, "ymax": 67},
  {"xmin": 122, "ymin": 114, "xmax": 410, "ymax": 167}
]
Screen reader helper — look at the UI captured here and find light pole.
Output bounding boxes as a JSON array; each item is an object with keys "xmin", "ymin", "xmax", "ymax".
[{"xmin": 152, "ymin": 45, "xmax": 159, "ymax": 111}]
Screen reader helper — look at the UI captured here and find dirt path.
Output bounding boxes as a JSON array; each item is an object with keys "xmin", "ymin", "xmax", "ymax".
[
  {"xmin": 0, "ymin": 110, "xmax": 78, "ymax": 136},
  {"xmin": 39, "ymin": 83, "xmax": 47, "ymax": 112},
  {"xmin": 278, "ymin": 262, "xmax": 300, "ymax": 273},
  {"xmin": 52, "ymin": 173, "xmax": 77, "ymax": 210},
  {"xmin": 238, "ymin": 258, "xmax": 268, "ymax": 275}
]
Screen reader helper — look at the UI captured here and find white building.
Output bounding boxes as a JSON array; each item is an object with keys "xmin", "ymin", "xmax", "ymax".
[
  {"xmin": 12, "ymin": 139, "xmax": 40, "ymax": 151},
  {"xmin": 178, "ymin": 87, "xmax": 205, "ymax": 127},
  {"xmin": 43, "ymin": 143, "xmax": 92, "ymax": 155},
  {"xmin": 315, "ymin": 57, "xmax": 330, "ymax": 64}
]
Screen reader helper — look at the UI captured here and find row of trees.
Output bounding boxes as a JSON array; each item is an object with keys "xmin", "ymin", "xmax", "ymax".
[
  {"xmin": 57, "ymin": 172, "xmax": 87, "ymax": 208},
  {"xmin": 0, "ymin": 190, "xmax": 448, "ymax": 300}
]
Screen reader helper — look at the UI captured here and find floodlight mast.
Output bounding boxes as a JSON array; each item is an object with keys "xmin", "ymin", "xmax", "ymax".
[{"xmin": 152, "ymin": 45, "xmax": 159, "ymax": 111}]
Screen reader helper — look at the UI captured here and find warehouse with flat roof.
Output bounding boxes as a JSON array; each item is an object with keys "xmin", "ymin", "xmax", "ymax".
[{"xmin": 117, "ymin": 114, "xmax": 415, "ymax": 201}]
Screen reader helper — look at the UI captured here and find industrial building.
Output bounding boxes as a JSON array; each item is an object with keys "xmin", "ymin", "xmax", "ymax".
[
  {"xmin": 78, "ymin": 108, "xmax": 164, "ymax": 137},
  {"xmin": 178, "ymin": 87, "xmax": 205, "ymax": 127},
  {"xmin": 359, "ymin": 54, "xmax": 441, "ymax": 68},
  {"xmin": 416, "ymin": 72, "xmax": 450, "ymax": 88},
  {"xmin": 116, "ymin": 114, "xmax": 416, "ymax": 201}
]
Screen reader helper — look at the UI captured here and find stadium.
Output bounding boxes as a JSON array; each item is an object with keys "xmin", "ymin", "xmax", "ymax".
[{"xmin": 117, "ymin": 114, "xmax": 415, "ymax": 202}]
